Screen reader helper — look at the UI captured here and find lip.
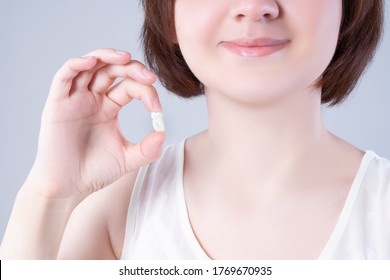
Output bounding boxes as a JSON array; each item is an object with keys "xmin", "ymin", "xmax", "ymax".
[{"xmin": 220, "ymin": 38, "xmax": 290, "ymax": 58}]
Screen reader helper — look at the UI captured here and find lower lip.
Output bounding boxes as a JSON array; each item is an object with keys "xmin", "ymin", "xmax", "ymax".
[{"xmin": 220, "ymin": 41, "xmax": 289, "ymax": 58}]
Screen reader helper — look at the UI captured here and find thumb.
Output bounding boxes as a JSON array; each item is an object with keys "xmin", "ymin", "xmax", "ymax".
[{"xmin": 124, "ymin": 132, "xmax": 166, "ymax": 171}]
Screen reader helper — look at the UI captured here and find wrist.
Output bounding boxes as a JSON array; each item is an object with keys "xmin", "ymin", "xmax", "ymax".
[
  {"xmin": 23, "ymin": 164, "xmax": 89, "ymax": 202},
  {"xmin": 19, "ymin": 176, "xmax": 86, "ymax": 210}
]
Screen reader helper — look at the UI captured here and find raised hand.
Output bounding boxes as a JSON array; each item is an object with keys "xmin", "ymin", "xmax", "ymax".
[{"xmin": 29, "ymin": 48, "xmax": 165, "ymax": 199}]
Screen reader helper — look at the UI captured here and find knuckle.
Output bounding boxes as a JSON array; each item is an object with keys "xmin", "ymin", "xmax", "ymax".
[
  {"xmin": 85, "ymin": 48, "xmax": 116, "ymax": 58},
  {"xmin": 86, "ymin": 48, "xmax": 107, "ymax": 55},
  {"xmin": 63, "ymin": 57, "xmax": 80, "ymax": 71},
  {"xmin": 53, "ymin": 57, "xmax": 82, "ymax": 83},
  {"xmin": 130, "ymin": 60, "xmax": 146, "ymax": 70}
]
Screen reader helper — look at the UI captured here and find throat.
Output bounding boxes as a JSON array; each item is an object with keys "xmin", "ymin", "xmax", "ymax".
[{"xmin": 204, "ymin": 89, "xmax": 326, "ymax": 178}]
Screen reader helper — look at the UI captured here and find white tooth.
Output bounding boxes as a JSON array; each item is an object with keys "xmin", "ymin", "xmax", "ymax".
[{"xmin": 151, "ymin": 112, "xmax": 165, "ymax": 132}]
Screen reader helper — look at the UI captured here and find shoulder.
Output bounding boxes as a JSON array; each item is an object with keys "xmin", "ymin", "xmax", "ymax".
[
  {"xmin": 133, "ymin": 140, "xmax": 185, "ymax": 195},
  {"xmin": 159, "ymin": 140, "xmax": 185, "ymax": 164},
  {"xmin": 364, "ymin": 151, "xmax": 390, "ymax": 185},
  {"xmin": 359, "ymin": 151, "xmax": 390, "ymax": 211},
  {"xmin": 140, "ymin": 140, "xmax": 185, "ymax": 179}
]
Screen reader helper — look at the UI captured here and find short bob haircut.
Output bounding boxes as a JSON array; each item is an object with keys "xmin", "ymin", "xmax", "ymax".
[{"xmin": 141, "ymin": 0, "xmax": 384, "ymax": 106}]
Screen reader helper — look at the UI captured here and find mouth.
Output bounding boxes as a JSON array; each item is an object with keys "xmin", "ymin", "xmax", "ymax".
[{"xmin": 220, "ymin": 38, "xmax": 290, "ymax": 58}]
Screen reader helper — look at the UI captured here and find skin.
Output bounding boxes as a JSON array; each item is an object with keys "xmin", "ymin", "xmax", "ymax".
[
  {"xmin": 0, "ymin": 0, "xmax": 364, "ymax": 259},
  {"xmin": 0, "ymin": 49, "xmax": 165, "ymax": 259},
  {"xmin": 177, "ymin": 0, "xmax": 364, "ymax": 259}
]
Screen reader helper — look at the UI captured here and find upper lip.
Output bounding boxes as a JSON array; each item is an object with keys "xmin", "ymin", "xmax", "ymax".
[{"xmin": 221, "ymin": 38, "xmax": 290, "ymax": 47}]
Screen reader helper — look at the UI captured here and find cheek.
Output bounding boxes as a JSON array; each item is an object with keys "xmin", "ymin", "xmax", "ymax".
[
  {"xmin": 174, "ymin": 1, "xmax": 226, "ymax": 79},
  {"xmin": 175, "ymin": 0, "xmax": 222, "ymax": 42},
  {"xmin": 291, "ymin": 0, "xmax": 342, "ymax": 51},
  {"xmin": 286, "ymin": 0, "xmax": 342, "ymax": 80}
]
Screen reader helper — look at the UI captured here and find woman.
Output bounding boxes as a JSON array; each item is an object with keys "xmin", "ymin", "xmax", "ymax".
[{"xmin": 0, "ymin": 0, "xmax": 388, "ymax": 259}]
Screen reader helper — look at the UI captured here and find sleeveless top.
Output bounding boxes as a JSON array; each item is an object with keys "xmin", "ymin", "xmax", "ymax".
[{"xmin": 120, "ymin": 140, "xmax": 390, "ymax": 260}]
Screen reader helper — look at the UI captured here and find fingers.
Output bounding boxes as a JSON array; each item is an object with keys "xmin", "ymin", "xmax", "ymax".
[
  {"xmin": 73, "ymin": 49, "xmax": 131, "ymax": 92},
  {"xmin": 48, "ymin": 48, "xmax": 132, "ymax": 102},
  {"xmin": 88, "ymin": 60, "xmax": 156, "ymax": 95},
  {"xmin": 125, "ymin": 131, "xmax": 166, "ymax": 171},
  {"xmin": 49, "ymin": 56, "xmax": 98, "ymax": 102},
  {"xmin": 84, "ymin": 48, "xmax": 131, "ymax": 66},
  {"xmin": 106, "ymin": 78, "xmax": 162, "ymax": 112}
]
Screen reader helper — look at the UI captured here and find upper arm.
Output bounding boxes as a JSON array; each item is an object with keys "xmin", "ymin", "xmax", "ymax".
[{"xmin": 57, "ymin": 171, "xmax": 138, "ymax": 260}]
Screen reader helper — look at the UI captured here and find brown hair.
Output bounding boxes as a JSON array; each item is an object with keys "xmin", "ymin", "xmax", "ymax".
[{"xmin": 141, "ymin": 0, "xmax": 384, "ymax": 106}]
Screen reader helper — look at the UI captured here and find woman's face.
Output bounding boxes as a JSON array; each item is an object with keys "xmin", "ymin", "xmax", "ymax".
[{"xmin": 174, "ymin": 0, "xmax": 342, "ymax": 105}]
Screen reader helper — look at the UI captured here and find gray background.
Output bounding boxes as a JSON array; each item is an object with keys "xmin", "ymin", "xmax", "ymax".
[{"xmin": 0, "ymin": 0, "xmax": 389, "ymax": 242}]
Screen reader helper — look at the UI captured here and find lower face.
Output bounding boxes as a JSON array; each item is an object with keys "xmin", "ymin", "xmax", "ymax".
[{"xmin": 174, "ymin": 0, "xmax": 343, "ymax": 106}]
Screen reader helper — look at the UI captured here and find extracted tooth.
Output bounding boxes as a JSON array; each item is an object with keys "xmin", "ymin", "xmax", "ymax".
[{"xmin": 151, "ymin": 112, "xmax": 165, "ymax": 132}]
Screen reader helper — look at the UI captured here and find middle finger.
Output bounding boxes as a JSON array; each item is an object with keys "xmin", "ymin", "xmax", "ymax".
[
  {"xmin": 72, "ymin": 48, "xmax": 132, "ymax": 91},
  {"xmin": 106, "ymin": 78, "xmax": 162, "ymax": 112}
]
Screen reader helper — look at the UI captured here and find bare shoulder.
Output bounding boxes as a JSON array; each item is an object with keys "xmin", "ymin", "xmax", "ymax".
[
  {"xmin": 57, "ymin": 170, "xmax": 138, "ymax": 259},
  {"xmin": 328, "ymin": 133, "xmax": 365, "ymax": 170}
]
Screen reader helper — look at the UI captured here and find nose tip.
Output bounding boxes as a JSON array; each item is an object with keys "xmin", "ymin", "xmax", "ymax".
[{"xmin": 231, "ymin": 0, "xmax": 280, "ymax": 22}]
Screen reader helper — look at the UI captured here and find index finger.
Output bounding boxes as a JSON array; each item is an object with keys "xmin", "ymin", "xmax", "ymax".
[
  {"xmin": 49, "ymin": 49, "xmax": 131, "ymax": 102},
  {"xmin": 83, "ymin": 48, "xmax": 131, "ymax": 70},
  {"xmin": 73, "ymin": 48, "xmax": 132, "ymax": 88},
  {"xmin": 88, "ymin": 60, "xmax": 157, "ymax": 95}
]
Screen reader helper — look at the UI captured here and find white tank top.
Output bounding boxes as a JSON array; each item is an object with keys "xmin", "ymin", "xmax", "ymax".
[{"xmin": 121, "ymin": 140, "xmax": 390, "ymax": 259}]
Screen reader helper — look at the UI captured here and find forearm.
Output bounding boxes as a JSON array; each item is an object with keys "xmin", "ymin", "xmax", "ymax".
[
  {"xmin": 0, "ymin": 182, "xmax": 82, "ymax": 259},
  {"xmin": 0, "ymin": 48, "xmax": 163, "ymax": 259}
]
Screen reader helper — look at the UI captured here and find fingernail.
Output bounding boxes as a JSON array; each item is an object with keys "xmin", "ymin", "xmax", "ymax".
[
  {"xmin": 114, "ymin": 49, "xmax": 129, "ymax": 56},
  {"xmin": 142, "ymin": 67, "xmax": 155, "ymax": 79},
  {"xmin": 153, "ymin": 98, "xmax": 162, "ymax": 112}
]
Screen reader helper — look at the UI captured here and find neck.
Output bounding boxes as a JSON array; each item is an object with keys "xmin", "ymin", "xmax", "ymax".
[{"xmin": 202, "ymin": 88, "xmax": 328, "ymax": 189}]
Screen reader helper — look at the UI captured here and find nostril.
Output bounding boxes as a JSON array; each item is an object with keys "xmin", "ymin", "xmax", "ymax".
[
  {"xmin": 231, "ymin": 1, "xmax": 280, "ymax": 22},
  {"xmin": 263, "ymin": 12, "xmax": 273, "ymax": 19},
  {"xmin": 235, "ymin": 12, "xmax": 274, "ymax": 22}
]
